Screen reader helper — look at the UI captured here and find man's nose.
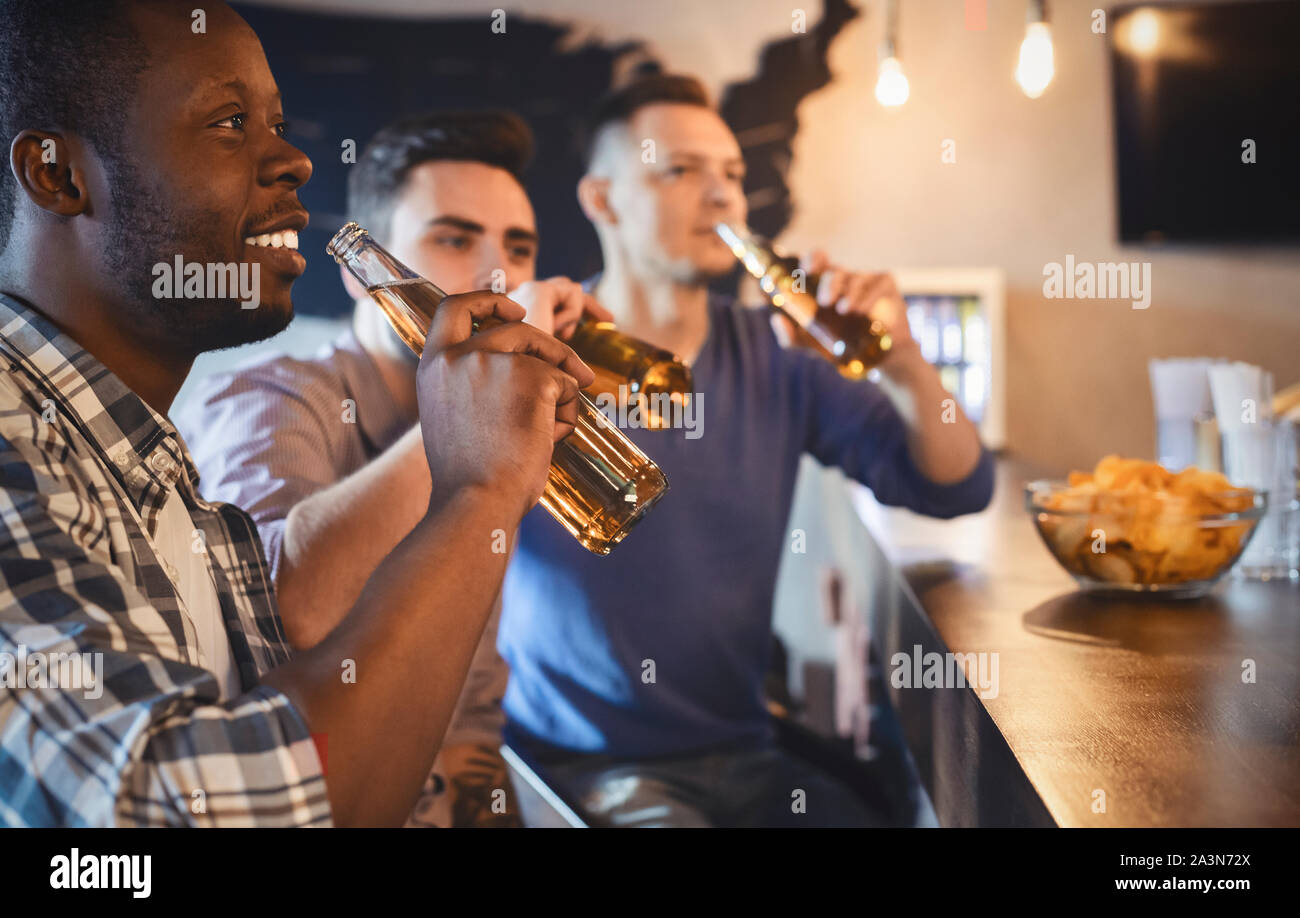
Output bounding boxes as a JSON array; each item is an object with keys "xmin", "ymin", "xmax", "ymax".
[
  {"xmin": 260, "ymin": 136, "xmax": 313, "ymax": 190},
  {"xmin": 704, "ymin": 172, "xmax": 738, "ymax": 209},
  {"xmin": 474, "ymin": 244, "xmax": 511, "ymax": 291}
]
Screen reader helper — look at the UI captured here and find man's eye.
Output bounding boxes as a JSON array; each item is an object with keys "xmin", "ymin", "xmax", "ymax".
[
  {"xmin": 510, "ymin": 246, "xmax": 536, "ymax": 260},
  {"xmin": 274, "ymin": 121, "xmax": 290, "ymax": 138},
  {"xmin": 728, "ymin": 172, "xmax": 746, "ymax": 183},
  {"xmin": 435, "ymin": 235, "xmax": 471, "ymax": 250},
  {"xmin": 213, "ymin": 112, "xmax": 246, "ymax": 130}
]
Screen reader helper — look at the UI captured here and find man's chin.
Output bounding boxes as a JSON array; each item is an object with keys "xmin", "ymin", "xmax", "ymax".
[
  {"xmin": 193, "ymin": 298, "xmax": 295, "ymax": 353},
  {"xmin": 679, "ymin": 257, "xmax": 738, "ymax": 286}
]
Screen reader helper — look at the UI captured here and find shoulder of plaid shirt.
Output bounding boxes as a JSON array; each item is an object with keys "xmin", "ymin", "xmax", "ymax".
[{"xmin": 0, "ymin": 294, "xmax": 332, "ymax": 827}]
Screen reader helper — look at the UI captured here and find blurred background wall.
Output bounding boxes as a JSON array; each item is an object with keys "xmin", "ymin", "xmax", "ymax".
[{"xmin": 235, "ymin": 0, "xmax": 1298, "ymax": 475}]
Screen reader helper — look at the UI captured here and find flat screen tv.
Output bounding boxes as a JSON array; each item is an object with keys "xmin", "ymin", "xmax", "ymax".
[{"xmin": 1109, "ymin": 0, "xmax": 1300, "ymax": 244}]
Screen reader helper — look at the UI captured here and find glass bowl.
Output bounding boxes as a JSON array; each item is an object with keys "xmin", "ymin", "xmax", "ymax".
[{"xmin": 1024, "ymin": 480, "xmax": 1268, "ymax": 598}]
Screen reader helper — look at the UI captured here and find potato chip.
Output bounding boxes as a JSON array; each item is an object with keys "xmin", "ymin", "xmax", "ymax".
[{"xmin": 1034, "ymin": 457, "xmax": 1258, "ymax": 586}]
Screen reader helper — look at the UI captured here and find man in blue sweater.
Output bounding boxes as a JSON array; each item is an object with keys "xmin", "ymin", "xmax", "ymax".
[{"xmin": 499, "ymin": 73, "xmax": 996, "ymax": 826}]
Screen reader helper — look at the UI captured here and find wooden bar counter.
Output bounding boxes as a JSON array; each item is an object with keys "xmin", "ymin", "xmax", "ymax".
[{"xmin": 851, "ymin": 457, "xmax": 1300, "ymax": 827}]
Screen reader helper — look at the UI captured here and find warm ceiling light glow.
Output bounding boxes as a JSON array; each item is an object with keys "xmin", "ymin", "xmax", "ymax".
[
  {"xmin": 875, "ymin": 0, "xmax": 908, "ymax": 108},
  {"xmin": 875, "ymin": 56, "xmax": 910, "ymax": 107},
  {"xmin": 1127, "ymin": 9, "xmax": 1160, "ymax": 55},
  {"xmin": 1016, "ymin": 21, "xmax": 1055, "ymax": 99}
]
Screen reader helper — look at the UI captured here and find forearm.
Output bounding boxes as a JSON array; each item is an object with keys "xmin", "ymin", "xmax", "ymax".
[
  {"xmin": 877, "ymin": 341, "xmax": 984, "ymax": 484},
  {"xmin": 262, "ymin": 484, "xmax": 518, "ymax": 827},
  {"xmin": 277, "ymin": 425, "xmax": 430, "ymax": 648}
]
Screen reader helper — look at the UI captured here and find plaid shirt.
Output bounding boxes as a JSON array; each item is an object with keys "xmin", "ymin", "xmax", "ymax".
[{"xmin": 0, "ymin": 294, "xmax": 330, "ymax": 826}]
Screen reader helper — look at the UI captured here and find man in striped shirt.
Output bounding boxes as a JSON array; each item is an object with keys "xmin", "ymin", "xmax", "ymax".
[
  {"xmin": 176, "ymin": 111, "xmax": 610, "ymax": 827},
  {"xmin": 0, "ymin": 0, "xmax": 589, "ymax": 826}
]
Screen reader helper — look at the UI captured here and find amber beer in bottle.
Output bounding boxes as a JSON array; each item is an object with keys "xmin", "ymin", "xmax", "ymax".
[
  {"xmin": 565, "ymin": 320, "xmax": 693, "ymax": 430},
  {"xmin": 715, "ymin": 223, "xmax": 892, "ymax": 379},
  {"xmin": 326, "ymin": 222, "xmax": 668, "ymax": 555}
]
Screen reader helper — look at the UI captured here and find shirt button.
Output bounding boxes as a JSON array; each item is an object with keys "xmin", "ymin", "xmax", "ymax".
[
  {"xmin": 113, "ymin": 450, "xmax": 133, "ymax": 469},
  {"xmin": 149, "ymin": 452, "xmax": 172, "ymax": 474}
]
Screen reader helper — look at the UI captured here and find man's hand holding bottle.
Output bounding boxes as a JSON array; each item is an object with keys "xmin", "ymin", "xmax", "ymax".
[
  {"xmin": 415, "ymin": 290, "xmax": 595, "ymax": 520},
  {"xmin": 509, "ymin": 275, "xmax": 613, "ymax": 340}
]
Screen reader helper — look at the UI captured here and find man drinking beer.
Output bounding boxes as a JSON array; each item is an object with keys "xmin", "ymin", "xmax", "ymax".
[
  {"xmin": 0, "ymin": 0, "xmax": 587, "ymax": 827},
  {"xmin": 496, "ymin": 72, "xmax": 995, "ymax": 827}
]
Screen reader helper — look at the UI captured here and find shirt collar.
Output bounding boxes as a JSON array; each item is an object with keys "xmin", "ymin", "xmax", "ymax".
[{"xmin": 0, "ymin": 293, "xmax": 198, "ymax": 517}]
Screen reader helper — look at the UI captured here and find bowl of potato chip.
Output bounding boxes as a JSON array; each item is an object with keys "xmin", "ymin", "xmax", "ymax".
[{"xmin": 1025, "ymin": 456, "xmax": 1267, "ymax": 598}]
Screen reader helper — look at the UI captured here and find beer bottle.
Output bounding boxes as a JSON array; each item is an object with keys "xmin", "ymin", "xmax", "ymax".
[
  {"xmin": 565, "ymin": 320, "xmax": 693, "ymax": 430},
  {"xmin": 327, "ymin": 222, "xmax": 668, "ymax": 555},
  {"xmin": 715, "ymin": 223, "xmax": 892, "ymax": 379}
]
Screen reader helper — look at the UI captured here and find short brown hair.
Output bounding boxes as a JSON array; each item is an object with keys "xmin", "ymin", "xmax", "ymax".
[
  {"xmin": 348, "ymin": 110, "xmax": 535, "ymax": 240},
  {"xmin": 585, "ymin": 71, "xmax": 711, "ymax": 166}
]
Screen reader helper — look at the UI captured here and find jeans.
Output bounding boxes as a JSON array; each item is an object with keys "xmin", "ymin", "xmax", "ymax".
[{"xmin": 537, "ymin": 738, "xmax": 886, "ymax": 828}]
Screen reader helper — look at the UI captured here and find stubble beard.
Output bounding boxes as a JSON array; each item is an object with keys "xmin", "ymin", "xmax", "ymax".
[{"xmin": 99, "ymin": 156, "xmax": 293, "ymax": 355}]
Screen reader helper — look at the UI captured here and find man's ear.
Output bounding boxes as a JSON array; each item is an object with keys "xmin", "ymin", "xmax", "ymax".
[
  {"xmin": 339, "ymin": 262, "xmax": 367, "ymax": 301},
  {"xmin": 577, "ymin": 174, "xmax": 616, "ymax": 228},
  {"xmin": 9, "ymin": 131, "xmax": 87, "ymax": 218}
]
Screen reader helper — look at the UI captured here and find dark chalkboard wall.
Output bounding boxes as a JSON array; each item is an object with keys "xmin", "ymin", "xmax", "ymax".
[{"xmin": 233, "ymin": 0, "xmax": 858, "ymax": 317}]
